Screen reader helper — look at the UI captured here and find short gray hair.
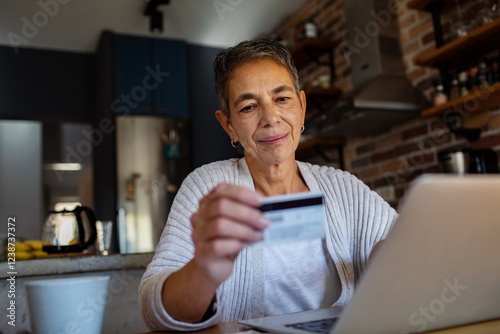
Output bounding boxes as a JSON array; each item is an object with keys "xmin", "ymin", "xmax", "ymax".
[{"xmin": 213, "ymin": 38, "xmax": 301, "ymax": 119}]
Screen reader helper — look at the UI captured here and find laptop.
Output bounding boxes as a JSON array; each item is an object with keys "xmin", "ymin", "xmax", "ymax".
[{"xmin": 240, "ymin": 174, "xmax": 500, "ymax": 333}]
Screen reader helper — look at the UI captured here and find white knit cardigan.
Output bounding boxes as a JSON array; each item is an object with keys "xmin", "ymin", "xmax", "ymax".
[{"xmin": 139, "ymin": 158, "xmax": 397, "ymax": 331}]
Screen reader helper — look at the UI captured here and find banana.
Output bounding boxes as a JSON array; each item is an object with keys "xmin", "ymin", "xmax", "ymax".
[
  {"xmin": 12, "ymin": 242, "xmax": 32, "ymax": 252},
  {"xmin": 32, "ymin": 250, "xmax": 49, "ymax": 258},
  {"xmin": 15, "ymin": 251, "xmax": 35, "ymax": 260},
  {"xmin": 24, "ymin": 240, "xmax": 45, "ymax": 251},
  {"xmin": 8, "ymin": 241, "xmax": 50, "ymax": 260}
]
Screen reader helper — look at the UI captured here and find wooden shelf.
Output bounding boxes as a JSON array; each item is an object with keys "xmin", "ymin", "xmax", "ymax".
[
  {"xmin": 297, "ymin": 136, "xmax": 346, "ymax": 150},
  {"xmin": 409, "ymin": 1, "xmax": 500, "ymax": 126},
  {"xmin": 421, "ymin": 82, "xmax": 500, "ymax": 118},
  {"xmin": 407, "ymin": 0, "xmax": 455, "ymax": 12},
  {"xmin": 414, "ymin": 18, "xmax": 500, "ymax": 68},
  {"xmin": 304, "ymin": 86, "xmax": 342, "ymax": 97},
  {"xmin": 290, "ymin": 38, "xmax": 336, "ymax": 70}
]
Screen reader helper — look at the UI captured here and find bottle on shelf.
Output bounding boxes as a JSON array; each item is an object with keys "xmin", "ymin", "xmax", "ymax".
[
  {"xmin": 467, "ymin": 61, "xmax": 479, "ymax": 93},
  {"xmin": 492, "ymin": 56, "xmax": 500, "ymax": 84},
  {"xmin": 433, "ymin": 79, "xmax": 448, "ymax": 106},
  {"xmin": 449, "ymin": 74, "xmax": 461, "ymax": 100},
  {"xmin": 487, "ymin": 57, "xmax": 495, "ymax": 85},
  {"xmin": 458, "ymin": 67, "xmax": 470, "ymax": 96},
  {"xmin": 477, "ymin": 57, "xmax": 490, "ymax": 89}
]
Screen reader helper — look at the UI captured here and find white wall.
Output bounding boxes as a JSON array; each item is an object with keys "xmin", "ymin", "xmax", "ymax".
[{"xmin": 0, "ymin": 0, "xmax": 307, "ymax": 52}]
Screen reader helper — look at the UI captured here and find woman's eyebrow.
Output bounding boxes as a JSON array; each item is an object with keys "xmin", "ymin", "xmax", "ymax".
[
  {"xmin": 233, "ymin": 93, "xmax": 257, "ymax": 109},
  {"xmin": 271, "ymin": 85, "xmax": 294, "ymax": 94}
]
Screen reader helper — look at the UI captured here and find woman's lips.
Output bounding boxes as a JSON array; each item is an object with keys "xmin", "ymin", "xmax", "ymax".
[{"xmin": 259, "ymin": 133, "xmax": 288, "ymax": 145}]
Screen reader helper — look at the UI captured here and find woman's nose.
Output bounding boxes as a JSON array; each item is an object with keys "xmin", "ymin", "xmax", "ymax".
[{"xmin": 259, "ymin": 102, "xmax": 280, "ymax": 127}]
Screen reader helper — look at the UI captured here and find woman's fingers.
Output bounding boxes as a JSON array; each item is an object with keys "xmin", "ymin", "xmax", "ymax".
[
  {"xmin": 192, "ymin": 184, "xmax": 270, "ymax": 231},
  {"xmin": 192, "ymin": 216, "xmax": 265, "ymax": 244},
  {"xmin": 193, "ymin": 197, "xmax": 269, "ymax": 230},
  {"xmin": 200, "ymin": 183, "xmax": 262, "ymax": 209}
]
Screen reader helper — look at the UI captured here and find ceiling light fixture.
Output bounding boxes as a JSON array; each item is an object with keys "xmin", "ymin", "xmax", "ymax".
[{"xmin": 144, "ymin": 0, "xmax": 170, "ymax": 33}]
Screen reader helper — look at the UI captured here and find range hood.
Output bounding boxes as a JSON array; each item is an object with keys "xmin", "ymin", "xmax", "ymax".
[{"xmin": 306, "ymin": 0, "xmax": 430, "ymax": 137}]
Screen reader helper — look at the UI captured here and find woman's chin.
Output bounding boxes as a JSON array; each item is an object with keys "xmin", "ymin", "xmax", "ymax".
[{"xmin": 246, "ymin": 149, "xmax": 295, "ymax": 167}]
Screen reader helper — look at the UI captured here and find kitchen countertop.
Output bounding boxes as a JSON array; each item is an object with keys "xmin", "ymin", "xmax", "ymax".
[{"xmin": 0, "ymin": 252, "xmax": 154, "ymax": 279}]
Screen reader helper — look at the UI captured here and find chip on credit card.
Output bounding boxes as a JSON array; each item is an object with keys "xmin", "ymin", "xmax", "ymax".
[{"xmin": 251, "ymin": 192, "xmax": 326, "ymax": 247}]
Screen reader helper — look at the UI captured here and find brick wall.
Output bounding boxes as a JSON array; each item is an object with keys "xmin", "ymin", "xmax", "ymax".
[{"xmin": 271, "ymin": 0, "xmax": 500, "ymax": 206}]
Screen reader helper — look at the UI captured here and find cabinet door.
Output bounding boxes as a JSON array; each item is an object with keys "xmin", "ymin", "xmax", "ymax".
[
  {"xmin": 152, "ymin": 39, "xmax": 190, "ymax": 118},
  {"xmin": 115, "ymin": 35, "xmax": 154, "ymax": 115}
]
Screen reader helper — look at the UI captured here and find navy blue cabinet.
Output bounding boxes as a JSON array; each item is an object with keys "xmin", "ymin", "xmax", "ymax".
[
  {"xmin": 114, "ymin": 34, "xmax": 189, "ymax": 118},
  {"xmin": 94, "ymin": 31, "xmax": 190, "ymax": 252}
]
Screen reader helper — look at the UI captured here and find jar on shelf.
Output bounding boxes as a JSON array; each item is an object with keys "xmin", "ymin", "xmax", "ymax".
[
  {"xmin": 318, "ymin": 74, "xmax": 331, "ymax": 89},
  {"xmin": 296, "ymin": 20, "xmax": 318, "ymax": 42},
  {"xmin": 450, "ymin": 0, "xmax": 471, "ymax": 40},
  {"xmin": 475, "ymin": 0, "xmax": 499, "ymax": 27}
]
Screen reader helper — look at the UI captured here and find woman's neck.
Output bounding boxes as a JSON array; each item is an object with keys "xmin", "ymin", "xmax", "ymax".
[{"xmin": 245, "ymin": 156, "xmax": 309, "ymax": 196}]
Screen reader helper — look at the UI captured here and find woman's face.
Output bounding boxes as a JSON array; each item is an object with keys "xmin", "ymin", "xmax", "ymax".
[{"xmin": 216, "ymin": 58, "xmax": 306, "ymax": 167}]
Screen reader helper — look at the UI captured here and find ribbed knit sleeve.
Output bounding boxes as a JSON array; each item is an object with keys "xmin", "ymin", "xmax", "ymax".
[
  {"xmin": 138, "ymin": 159, "xmax": 264, "ymax": 331},
  {"xmin": 138, "ymin": 165, "xmax": 213, "ymax": 331}
]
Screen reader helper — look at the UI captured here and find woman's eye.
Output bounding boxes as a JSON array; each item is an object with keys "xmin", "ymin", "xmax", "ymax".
[{"xmin": 240, "ymin": 105, "xmax": 254, "ymax": 113}]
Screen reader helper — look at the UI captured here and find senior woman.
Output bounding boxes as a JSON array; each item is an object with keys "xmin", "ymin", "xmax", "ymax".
[{"xmin": 139, "ymin": 38, "xmax": 397, "ymax": 331}]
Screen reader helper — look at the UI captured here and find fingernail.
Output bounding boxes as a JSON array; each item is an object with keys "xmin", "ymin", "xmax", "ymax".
[
  {"xmin": 255, "ymin": 231, "xmax": 264, "ymax": 241},
  {"xmin": 253, "ymin": 193, "xmax": 263, "ymax": 206},
  {"xmin": 259, "ymin": 216, "xmax": 271, "ymax": 228}
]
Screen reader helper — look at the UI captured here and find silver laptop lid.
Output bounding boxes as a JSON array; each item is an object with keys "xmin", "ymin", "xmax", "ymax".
[{"xmin": 332, "ymin": 175, "xmax": 500, "ymax": 333}]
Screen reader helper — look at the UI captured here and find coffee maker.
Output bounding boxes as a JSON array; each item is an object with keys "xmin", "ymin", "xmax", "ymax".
[{"xmin": 438, "ymin": 148, "xmax": 499, "ymax": 174}]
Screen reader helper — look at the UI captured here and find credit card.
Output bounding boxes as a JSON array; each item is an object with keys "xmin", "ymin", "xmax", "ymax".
[{"xmin": 251, "ymin": 192, "xmax": 326, "ymax": 247}]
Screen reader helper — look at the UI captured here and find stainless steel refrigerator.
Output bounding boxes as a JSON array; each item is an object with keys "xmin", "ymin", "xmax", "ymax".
[{"xmin": 116, "ymin": 115, "xmax": 191, "ymax": 253}]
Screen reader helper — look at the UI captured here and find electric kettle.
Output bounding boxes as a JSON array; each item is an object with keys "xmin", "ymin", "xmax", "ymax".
[{"xmin": 41, "ymin": 206, "xmax": 97, "ymax": 254}]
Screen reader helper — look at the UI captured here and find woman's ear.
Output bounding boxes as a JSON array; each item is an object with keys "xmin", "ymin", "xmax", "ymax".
[
  {"xmin": 300, "ymin": 90, "xmax": 307, "ymax": 124},
  {"xmin": 215, "ymin": 110, "xmax": 237, "ymax": 141}
]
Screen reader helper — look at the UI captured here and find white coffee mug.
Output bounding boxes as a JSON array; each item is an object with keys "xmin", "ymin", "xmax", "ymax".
[{"xmin": 25, "ymin": 275, "xmax": 110, "ymax": 334}]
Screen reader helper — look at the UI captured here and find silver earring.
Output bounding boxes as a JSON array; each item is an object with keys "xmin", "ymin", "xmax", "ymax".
[
  {"xmin": 231, "ymin": 140, "xmax": 239, "ymax": 148},
  {"xmin": 301, "ymin": 125, "xmax": 305, "ymax": 133}
]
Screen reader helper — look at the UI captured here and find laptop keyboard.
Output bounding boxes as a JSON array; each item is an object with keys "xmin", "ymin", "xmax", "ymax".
[{"xmin": 284, "ymin": 317, "xmax": 338, "ymax": 333}]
